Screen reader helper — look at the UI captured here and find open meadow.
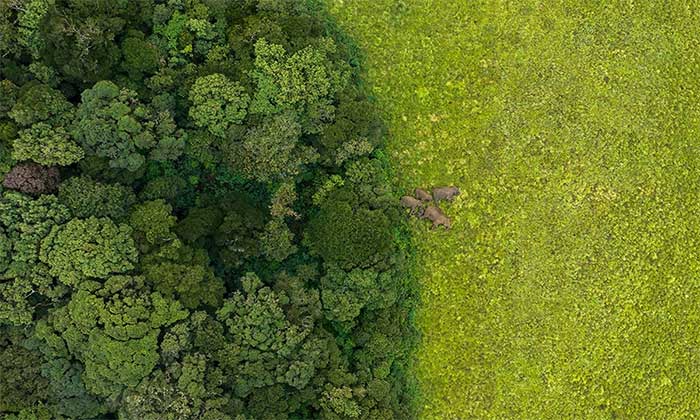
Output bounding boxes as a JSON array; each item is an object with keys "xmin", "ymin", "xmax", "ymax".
[{"xmin": 329, "ymin": 1, "xmax": 700, "ymax": 418}]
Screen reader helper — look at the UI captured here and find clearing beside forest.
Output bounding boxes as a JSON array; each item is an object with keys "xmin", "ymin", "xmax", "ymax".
[{"xmin": 330, "ymin": 1, "xmax": 700, "ymax": 418}]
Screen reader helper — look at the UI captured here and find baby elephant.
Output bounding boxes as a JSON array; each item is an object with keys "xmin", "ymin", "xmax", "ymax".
[
  {"xmin": 400, "ymin": 195, "xmax": 424, "ymax": 217},
  {"xmin": 432, "ymin": 186, "xmax": 460, "ymax": 203},
  {"xmin": 414, "ymin": 188, "xmax": 433, "ymax": 202},
  {"xmin": 422, "ymin": 206, "xmax": 452, "ymax": 230}
]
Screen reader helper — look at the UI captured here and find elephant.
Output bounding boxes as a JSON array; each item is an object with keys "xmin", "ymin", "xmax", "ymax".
[
  {"xmin": 421, "ymin": 205, "xmax": 451, "ymax": 230},
  {"xmin": 400, "ymin": 195, "xmax": 424, "ymax": 217},
  {"xmin": 432, "ymin": 186, "xmax": 460, "ymax": 203},
  {"xmin": 414, "ymin": 188, "xmax": 433, "ymax": 202}
]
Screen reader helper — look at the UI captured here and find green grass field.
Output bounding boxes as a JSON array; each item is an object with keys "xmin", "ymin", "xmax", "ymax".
[{"xmin": 329, "ymin": 1, "xmax": 700, "ymax": 418}]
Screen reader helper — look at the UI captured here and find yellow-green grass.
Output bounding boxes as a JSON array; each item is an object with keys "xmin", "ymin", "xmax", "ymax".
[{"xmin": 329, "ymin": 1, "xmax": 700, "ymax": 418}]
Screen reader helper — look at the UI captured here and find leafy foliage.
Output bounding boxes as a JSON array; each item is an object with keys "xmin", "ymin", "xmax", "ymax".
[
  {"xmin": 306, "ymin": 194, "xmax": 393, "ymax": 270},
  {"xmin": 224, "ymin": 111, "xmax": 318, "ymax": 183},
  {"xmin": 13, "ymin": 123, "xmax": 84, "ymax": 166},
  {"xmin": 188, "ymin": 73, "xmax": 250, "ymax": 138},
  {"xmin": 129, "ymin": 199, "xmax": 177, "ymax": 246},
  {"xmin": 40, "ymin": 217, "xmax": 138, "ymax": 286},
  {"xmin": 8, "ymin": 83, "xmax": 72, "ymax": 127},
  {"xmin": 72, "ymin": 81, "xmax": 183, "ymax": 171},
  {"xmin": 0, "ymin": 1, "xmax": 415, "ymax": 418},
  {"xmin": 250, "ymin": 38, "xmax": 348, "ymax": 133},
  {"xmin": 0, "ymin": 192, "xmax": 71, "ymax": 325},
  {"xmin": 58, "ymin": 176, "xmax": 136, "ymax": 221},
  {"xmin": 2, "ymin": 162, "xmax": 60, "ymax": 196}
]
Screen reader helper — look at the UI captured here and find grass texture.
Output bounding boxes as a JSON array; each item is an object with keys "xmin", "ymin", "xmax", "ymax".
[{"xmin": 329, "ymin": 1, "xmax": 700, "ymax": 418}]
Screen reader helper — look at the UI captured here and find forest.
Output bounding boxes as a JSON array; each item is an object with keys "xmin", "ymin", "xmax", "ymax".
[{"xmin": 0, "ymin": 1, "xmax": 418, "ymax": 419}]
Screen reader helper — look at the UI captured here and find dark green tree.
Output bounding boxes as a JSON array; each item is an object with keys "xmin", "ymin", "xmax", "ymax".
[
  {"xmin": 306, "ymin": 193, "xmax": 393, "ymax": 270},
  {"xmin": 72, "ymin": 81, "xmax": 183, "ymax": 171},
  {"xmin": 142, "ymin": 239, "xmax": 225, "ymax": 309},
  {"xmin": 8, "ymin": 83, "xmax": 72, "ymax": 127},
  {"xmin": 0, "ymin": 327, "xmax": 49, "ymax": 414},
  {"xmin": 58, "ymin": 175, "xmax": 136, "ymax": 221},
  {"xmin": 121, "ymin": 33, "xmax": 161, "ymax": 77}
]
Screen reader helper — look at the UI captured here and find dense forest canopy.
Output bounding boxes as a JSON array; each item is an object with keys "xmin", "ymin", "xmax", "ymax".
[{"xmin": 0, "ymin": 1, "xmax": 417, "ymax": 418}]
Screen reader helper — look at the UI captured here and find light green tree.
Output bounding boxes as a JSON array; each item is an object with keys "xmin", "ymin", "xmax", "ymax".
[
  {"xmin": 188, "ymin": 73, "xmax": 250, "ymax": 138},
  {"xmin": 250, "ymin": 38, "xmax": 348, "ymax": 133},
  {"xmin": 13, "ymin": 123, "xmax": 84, "ymax": 166},
  {"xmin": 0, "ymin": 192, "xmax": 70, "ymax": 325},
  {"xmin": 35, "ymin": 275, "xmax": 188, "ymax": 400},
  {"xmin": 39, "ymin": 217, "xmax": 138, "ymax": 286},
  {"xmin": 9, "ymin": 83, "xmax": 72, "ymax": 127},
  {"xmin": 223, "ymin": 112, "xmax": 318, "ymax": 183}
]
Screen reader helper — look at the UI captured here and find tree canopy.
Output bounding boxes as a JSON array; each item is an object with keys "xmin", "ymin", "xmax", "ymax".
[{"xmin": 0, "ymin": 1, "xmax": 416, "ymax": 418}]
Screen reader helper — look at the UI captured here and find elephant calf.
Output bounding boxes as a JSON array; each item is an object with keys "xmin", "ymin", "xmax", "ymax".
[
  {"xmin": 414, "ymin": 188, "xmax": 432, "ymax": 202},
  {"xmin": 432, "ymin": 186, "xmax": 460, "ymax": 203},
  {"xmin": 400, "ymin": 195, "xmax": 424, "ymax": 216},
  {"xmin": 421, "ymin": 205, "xmax": 451, "ymax": 230}
]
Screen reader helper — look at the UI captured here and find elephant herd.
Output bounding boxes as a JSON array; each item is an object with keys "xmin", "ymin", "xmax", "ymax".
[{"xmin": 400, "ymin": 186, "xmax": 459, "ymax": 230}]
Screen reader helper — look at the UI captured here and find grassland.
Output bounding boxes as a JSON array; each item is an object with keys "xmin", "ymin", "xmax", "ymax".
[{"xmin": 329, "ymin": 1, "xmax": 700, "ymax": 418}]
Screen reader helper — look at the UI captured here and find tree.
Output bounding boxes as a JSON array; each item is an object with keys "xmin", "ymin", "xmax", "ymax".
[
  {"xmin": 215, "ymin": 273, "xmax": 328, "ymax": 398},
  {"xmin": 72, "ymin": 81, "xmax": 183, "ymax": 171},
  {"xmin": 142, "ymin": 239, "xmax": 225, "ymax": 309},
  {"xmin": 0, "ymin": 80, "xmax": 18, "ymax": 119},
  {"xmin": 8, "ymin": 83, "xmax": 73, "ymax": 127},
  {"xmin": 148, "ymin": 110, "xmax": 187, "ymax": 162},
  {"xmin": 121, "ymin": 33, "xmax": 160, "ymax": 77},
  {"xmin": 259, "ymin": 218, "xmax": 296, "ymax": 262},
  {"xmin": 0, "ymin": 328, "xmax": 49, "ymax": 413},
  {"xmin": 13, "ymin": 0, "xmax": 53, "ymax": 57},
  {"xmin": 175, "ymin": 206, "xmax": 224, "ymax": 244},
  {"xmin": 250, "ymin": 38, "xmax": 349, "ymax": 133},
  {"xmin": 129, "ymin": 199, "xmax": 177, "ymax": 246},
  {"xmin": 188, "ymin": 73, "xmax": 250, "ymax": 138},
  {"xmin": 2, "ymin": 162, "xmax": 60, "ymax": 196},
  {"xmin": 58, "ymin": 175, "xmax": 136, "ymax": 221},
  {"xmin": 319, "ymin": 264, "xmax": 380, "ymax": 323},
  {"xmin": 138, "ymin": 175, "xmax": 191, "ymax": 209},
  {"xmin": 120, "ymin": 362, "xmax": 233, "ymax": 420},
  {"xmin": 319, "ymin": 386, "xmax": 361, "ymax": 419},
  {"xmin": 223, "ymin": 112, "xmax": 318, "ymax": 183},
  {"xmin": 39, "ymin": 217, "xmax": 138, "ymax": 286},
  {"xmin": 0, "ymin": 191, "xmax": 70, "ymax": 273},
  {"xmin": 120, "ymin": 312, "xmax": 233, "ymax": 420},
  {"xmin": 318, "ymin": 86, "xmax": 383, "ymax": 166},
  {"xmin": 34, "ymin": 275, "xmax": 188, "ymax": 400},
  {"xmin": 306, "ymin": 194, "xmax": 393, "ymax": 270},
  {"xmin": 0, "ymin": 192, "xmax": 70, "ymax": 325},
  {"xmin": 213, "ymin": 209, "xmax": 264, "ymax": 270},
  {"xmin": 13, "ymin": 123, "xmax": 84, "ymax": 166},
  {"xmin": 0, "ymin": 4, "xmax": 20, "ymax": 59},
  {"xmin": 260, "ymin": 182, "xmax": 299, "ymax": 262}
]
